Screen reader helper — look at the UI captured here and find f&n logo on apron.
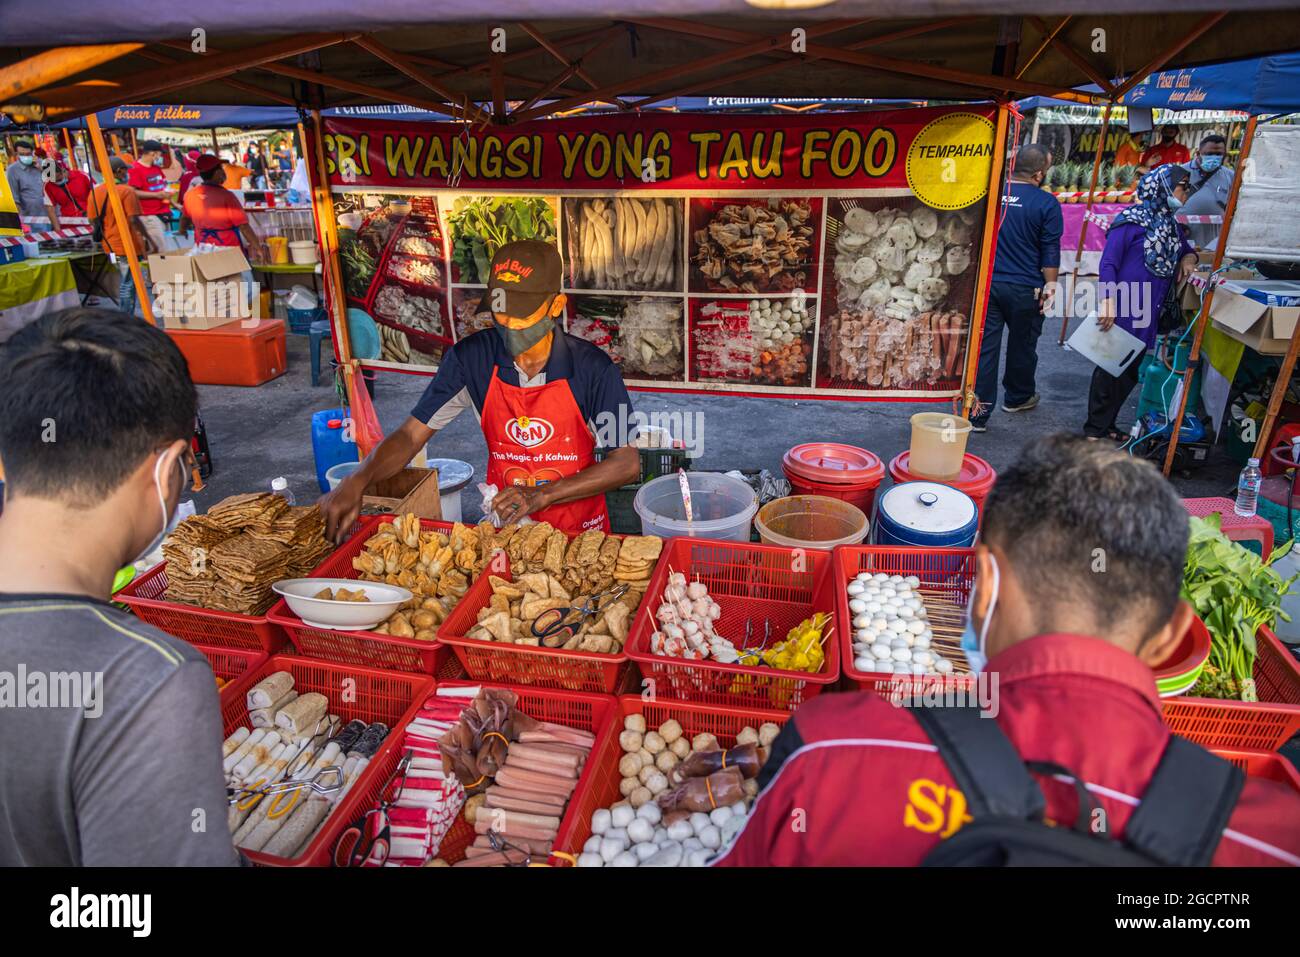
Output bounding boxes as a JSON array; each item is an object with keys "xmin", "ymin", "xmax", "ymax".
[{"xmin": 505, "ymin": 415, "xmax": 554, "ymax": 448}]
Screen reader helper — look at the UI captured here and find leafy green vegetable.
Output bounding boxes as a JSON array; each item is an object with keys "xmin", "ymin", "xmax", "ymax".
[
  {"xmin": 1182, "ymin": 513, "xmax": 1296, "ymax": 701},
  {"xmin": 340, "ymin": 232, "xmax": 377, "ymax": 300},
  {"xmin": 448, "ymin": 196, "xmax": 556, "ymax": 284}
]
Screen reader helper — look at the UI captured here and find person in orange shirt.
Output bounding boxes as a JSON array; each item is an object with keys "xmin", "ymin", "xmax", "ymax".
[
  {"xmin": 1113, "ymin": 130, "xmax": 1146, "ymax": 168},
  {"xmin": 86, "ymin": 157, "xmax": 153, "ymax": 317},
  {"xmin": 1140, "ymin": 124, "xmax": 1191, "ymax": 169},
  {"xmin": 221, "ymin": 154, "xmax": 252, "ymax": 190},
  {"xmin": 180, "ymin": 154, "xmax": 261, "ymax": 253}
]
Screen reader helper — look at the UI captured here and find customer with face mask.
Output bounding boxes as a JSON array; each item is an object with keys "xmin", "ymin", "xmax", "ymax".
[
  {"xmin": 1140, "ymin": 123, "xmax": 1191, "ymax": 169},
  {"xmin": 5, "ymin": 138, "xmax": 59, "ymax": 229},
  {"xmin": 0, "ymin": 308, "xmax": 238, "ymax": 866},
  {"xmin": 319, "ymin": 240, "xmax": 641, "ymax": 540},
  {"xmin": 715, "ymin": 435, "xmax": 1300, "ymax": 866},
  {"xmin": 1083, "ymin": 164, "xmax": 1197, "ymax": 440},
  {"xmin": 1182, "ymin": 133, "xmax": 1233, "ymax": 251},
  {"xmin": 126, "ymin": 138, "xmax": 174, "ymax": 254}
]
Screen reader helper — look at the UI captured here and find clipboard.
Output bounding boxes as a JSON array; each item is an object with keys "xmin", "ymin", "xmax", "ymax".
[{"xmin": 1066, "ymin": 315, "xmax": 1146, "ymax": 377}]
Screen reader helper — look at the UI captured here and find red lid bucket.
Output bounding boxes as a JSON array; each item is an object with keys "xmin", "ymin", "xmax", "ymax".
[
  {"xmin": 782, "ymin": 443, "xmax": 885, "ymax": 517},
  {"xmin": 888, "ymin": 451, "xmax": 997, "ymax": 511}
]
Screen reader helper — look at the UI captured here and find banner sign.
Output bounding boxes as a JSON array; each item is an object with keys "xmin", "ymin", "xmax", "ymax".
[{"xmin": 322, "ymin": 104, "xmax": 1000, "ymax": 399}]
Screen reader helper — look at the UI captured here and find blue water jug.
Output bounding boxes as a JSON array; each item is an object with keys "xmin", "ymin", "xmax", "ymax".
[{"xmin": 312, "ymin": 408, "xmax": 357, "ymax": 493}]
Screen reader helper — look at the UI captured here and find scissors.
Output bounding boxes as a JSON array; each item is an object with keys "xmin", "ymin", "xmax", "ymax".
[
  {"xmin": 333, "ymin": 751, "xmax": 412, "ymax": 867},
  {"xmin": 531, "ymin": 583, "xmax": 631, "ymax": 642}
]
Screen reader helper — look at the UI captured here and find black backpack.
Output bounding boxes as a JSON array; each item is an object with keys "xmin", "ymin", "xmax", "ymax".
[{"xmin": 909, "ymin": 705, "xmax": 1244, "ymax": 866}]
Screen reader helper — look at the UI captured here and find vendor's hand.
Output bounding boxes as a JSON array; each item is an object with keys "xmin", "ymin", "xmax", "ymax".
[
  {"xmin": 320, "ymin": 474, "xmax": 366, "ymax": 543},
  {"xmin": 1097, "ymin": 299, "xmax": 1116, "ymax": 332},
  {"xmin": 492, "ymin": 483, "xmax": 551, "ymax": 525},
  {"xmin": 1178, "ymin": 255, "xmax": 1198, "ymax": 285}
]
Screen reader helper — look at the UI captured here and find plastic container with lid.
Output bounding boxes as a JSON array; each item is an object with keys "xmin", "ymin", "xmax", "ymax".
[
  {"xmin": 312, "ymin": 407, "xmax": 357, "ymax": 493},
  {"xmin": 633, "ymin": 471, "xmax": 758, "ymax": 541},
  {"xmin": 754, "ymin": 495, "xmax": 869, "ymax": 549},
  {"xmin": 889, "ymin": 451, "xmax": 997, "ymax": 516},
  {"xmin": 289, "ymin": 240, "xmax": 319, "ymax": 265},
  {"xmin": 781, "ymin": 443, "xmax": 885, "ymax": 517},
  {"xmin": 427, "ymin": 458, "xmax": 474, "ymax": 523},
  {"xmin": 908, "ymin": 412, "xmax": 973, "ymax": 481},
  {"xmin": 874, "ymin": 481, "xmax": 979, "ymax": 552},
  {"xmin": 270, "ymin": 476, "xmax": 296, "ymax": 506}
]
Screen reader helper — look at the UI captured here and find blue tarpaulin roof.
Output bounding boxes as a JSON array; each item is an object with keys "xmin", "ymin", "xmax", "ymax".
[{"xmin": 1018, "ymin": 53, "xmax": 1300, "ymax": 117}]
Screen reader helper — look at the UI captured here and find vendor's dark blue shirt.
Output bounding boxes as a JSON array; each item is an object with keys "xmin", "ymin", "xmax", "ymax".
[
  {"xmin": 991, "ymin": 181, "xmax": 1064, "ymax": 287},
  {"xmin": 409, "ymin": 328, "xmax": 633, "ymax": 435}
]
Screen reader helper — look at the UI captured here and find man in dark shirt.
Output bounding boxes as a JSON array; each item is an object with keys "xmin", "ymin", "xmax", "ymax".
[
  {"xmin": 0, "ymin": 307, "xmax": 237, "ymax": 866},
  {"xmin": 320, "ymin": 241, "xmax": 639, "ymax": 539},
  {"xmin": 971, "ymin": 143, "xmax": 1063, "ymax": 433}
]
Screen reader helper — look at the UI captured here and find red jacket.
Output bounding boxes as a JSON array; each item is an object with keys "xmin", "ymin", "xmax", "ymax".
[{"xmin": 715, "ymin": 633, "xmax": 1300, "ymax": 867}]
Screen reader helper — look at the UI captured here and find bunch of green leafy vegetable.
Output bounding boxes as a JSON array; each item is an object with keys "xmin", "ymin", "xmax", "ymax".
[
  {"xmin": 1181, "ymin": 513, "xmax": 1296, "ymax": 701},
  {"xmin": 449, "ymin": 196, "xmax": 556, "ymax": 284},
  {"xmin": 340, "ymin": 233, "xmax": 377, "ymax": 300}
]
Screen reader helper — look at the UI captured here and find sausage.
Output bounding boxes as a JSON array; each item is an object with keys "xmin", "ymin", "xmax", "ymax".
[
  {"xmin": 509, "ymin": 743, "xmax": 582, "ymax": 771},
  {"xmin": 471, "ymin": 833, "xmax": 553, "ymax": 856},
  {"xmin": 503, "ymin": 754, "xmax": 578, "ymax": 779},
  {"xmin": 496, "ymin": 767, "xmax": 577, "ymax": 798},
  {"xmin": 485, "ymin": 785, "xmax": 568, "ymax": 809},
  {"xmin": 483, "ymin": 790, "xmax": 569, "ymax": 817},
  {"xmin": 473, "ymin": 817, "xmax": 558, "ymax": 843}
]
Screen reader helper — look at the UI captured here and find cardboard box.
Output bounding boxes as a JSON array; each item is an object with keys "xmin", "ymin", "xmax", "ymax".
[
  {"xmin": 147, "ymin": 248, "xmax": 254, "ymax": 331},
  {"xmin": 1210, "ymin": 284, "xmax": 1300, "ymax": 356},
  {"xmin": 1182, "ymin": 266, "xmax": 1255, "ymax": 312},
  {"xmin": 362, "ymin": 467, "xmax": 443, "ymax": 521}
]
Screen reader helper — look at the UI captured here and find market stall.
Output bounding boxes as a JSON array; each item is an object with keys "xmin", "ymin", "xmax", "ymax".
[{"xmin": 5, "ymin": 10, "xmax": 1300, "ymax": 874}]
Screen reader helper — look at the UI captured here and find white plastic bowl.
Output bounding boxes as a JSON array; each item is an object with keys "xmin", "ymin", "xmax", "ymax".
[{"xmin": 273, "ymin": 578, "xmax": 411, "ymax": 631}]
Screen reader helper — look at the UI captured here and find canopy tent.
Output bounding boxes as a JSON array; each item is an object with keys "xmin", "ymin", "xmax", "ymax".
[
  {"xmin": 1120, "ymin": 52, "xmax": 1300, "ymax": 115},
  {"xmin": 5, "ymin": 14, "xmax": 1300, "ymax": 124}
]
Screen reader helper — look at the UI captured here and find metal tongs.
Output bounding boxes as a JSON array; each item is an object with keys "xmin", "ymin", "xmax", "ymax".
[
  {"xmin": 531, "ymin": 582, "xmax": 631, "ymax": 641},
  {"xmin": 227, "ymin": 765, "xmax": 345, "ymax": 805}
]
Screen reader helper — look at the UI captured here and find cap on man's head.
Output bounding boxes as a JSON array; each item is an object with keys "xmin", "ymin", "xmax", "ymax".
[
  {"xmin": 139, "ymin": 139, "xmax": 163, "ymax": 154},
  {"xmin": 195, "ymin": 153, "xmax": 224, "ymax": 175},
  {"xmin": 108, "ymin": 156, "xmax": 129, "ymax": 174},
  {"xmin": 484, "ymin": 239, "xmax": 562, "ymax": 319}
]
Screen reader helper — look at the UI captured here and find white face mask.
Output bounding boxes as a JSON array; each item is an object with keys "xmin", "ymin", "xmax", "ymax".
[
  {"xmin": 133, "ymin": 451, "xmax": 186, "ymax": 565},
  {"xmin": 960, "ymin": 553, "xmax": 1000, "ymax": 675}
]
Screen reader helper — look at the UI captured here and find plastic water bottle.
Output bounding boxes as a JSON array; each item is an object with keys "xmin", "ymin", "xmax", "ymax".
[
  {"xmin": 1235, "ymin": 458, "xmax": 1262, "ymax": 517},
  {"xmin": 1273, "ymin": 542, "xmax": 1300, "ymax": 645},
  {"xmin": 271, "ymin": 476, "xmax": 296, "ymax": 506}
]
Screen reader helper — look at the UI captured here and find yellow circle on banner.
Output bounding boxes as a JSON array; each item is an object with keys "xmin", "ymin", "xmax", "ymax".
[{"xmin": 906, "ymin": 113, "xmax": 996, "ymax": 210}]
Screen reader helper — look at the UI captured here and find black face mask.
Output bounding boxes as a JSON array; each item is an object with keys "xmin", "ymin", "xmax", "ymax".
[{"xmin": 495, "ymin": 307, "xmax": 556, "ymax": 357}]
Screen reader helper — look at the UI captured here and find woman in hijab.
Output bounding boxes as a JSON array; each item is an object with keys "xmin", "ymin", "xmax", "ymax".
[{"xmin": 1083, "ymin": 163, "xmax": 1197, "ymax": 440}]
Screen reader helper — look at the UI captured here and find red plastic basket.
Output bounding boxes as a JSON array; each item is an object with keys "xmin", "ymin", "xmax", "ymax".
[
  {"xmin": 1161, "ymin": 626, "xmax": 1300, "ymax": 751},
  {"xmin": 624, "ymin": 537, "xmax": 839, "ymax": 710},
  {"xmin": 221, "ymin": 654, "xmax": 434, "ymax": 867},
  {"xmin": 364, "ymin": 680, "xmax": 619, "ymax": 866},
  {"xmin": 439, "ymin": 564, "xmax": 630, "ymax": 694},
  {"xmin": 195, "ymin": 644, "xmax": 267, "ymax": 710},
  {"xmin": 114, "ymin": 562, "xmax": 286, "ymax": 653},
  {"xmin": 267, "ymin": 514, "xmax": 464, "ymax": 675},
  {"xmin": 1211, "ymin": 747, "xmax": 1300, "ymax": 795},
  {"xmin": 552, "ymin": 695, "xmax": 792, "ymax": 863},
  {"xmin": 833, "ymin": 545, "xmax": 977, "ymax": 694}
]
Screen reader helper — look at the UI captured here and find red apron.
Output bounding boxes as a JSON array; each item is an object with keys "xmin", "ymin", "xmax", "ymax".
[{"xmin": 481, "ymin": 365, "xmax": 609, "ymax": 532}]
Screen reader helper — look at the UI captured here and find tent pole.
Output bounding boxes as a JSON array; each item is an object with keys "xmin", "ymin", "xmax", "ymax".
[
  {"xmin": 61, "ymin": 128, "xmax": 73, "ymax": 165},
  {"xmin": 129, "ymin": 128, "xmax": 139, "ymax": 158},
  {"xmin": 962, "ymin": 103, "xmax": 1012, "ymax": 419},
  {"xmin": 86, "ymin": 111, "xmax": 155, "ymax": 327},
  {"xmin": 1162, "ymin": 114, "xmax": 1258, "ymax": 476},
  {"xmin": 306, "ymin": 109, "xmax": 357, "ymax": 414},
  {"xmin": 1058, "ymin": 101, "xmax": 1111, "ymax": 344}
]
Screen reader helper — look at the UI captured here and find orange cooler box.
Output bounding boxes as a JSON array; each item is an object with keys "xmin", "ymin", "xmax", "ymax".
[{"xmin": 167, "ymin": 319, "xmax": 287, "ymax": 387}]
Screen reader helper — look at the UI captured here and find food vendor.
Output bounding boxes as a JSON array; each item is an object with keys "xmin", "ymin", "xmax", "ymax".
[
  {"xmin": 321, "ymin": 240, "xmax": 640, "ymax": 540},
  {"xmin": 180, "ymin": 153, "xmax": 262, "ymax": 254}
]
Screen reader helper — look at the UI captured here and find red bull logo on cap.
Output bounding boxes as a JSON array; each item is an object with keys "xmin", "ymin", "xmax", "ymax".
[
  {"xmin": 505, "ymin": 415, "xmax": 554, "ymax": 448},
  {"xmin": 492, "ymin": 259, "xmax": 534, "ymax": 284}
]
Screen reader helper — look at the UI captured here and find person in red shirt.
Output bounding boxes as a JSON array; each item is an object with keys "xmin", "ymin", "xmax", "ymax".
[
  {"xmin": 42, "ymin": 160, "xmax": 93, "ymax": 220},
  {"xmin": 126, "ymin": 139, "xmax": 174, "ymax": 254},
  {"xmin": 179, "ymin": 153, "xmax": 261, "ymax": 254},
  {"xmin": 716, "ymin": 435, "xmax": 1300, "ymax": 867},
  {"xmin": 1140, "ymin": 123, "xmax": 1192, "ymax": 169},
  {"xmin": 176, "ymin": 149, "xmax": 201, "ymax": 199}
]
